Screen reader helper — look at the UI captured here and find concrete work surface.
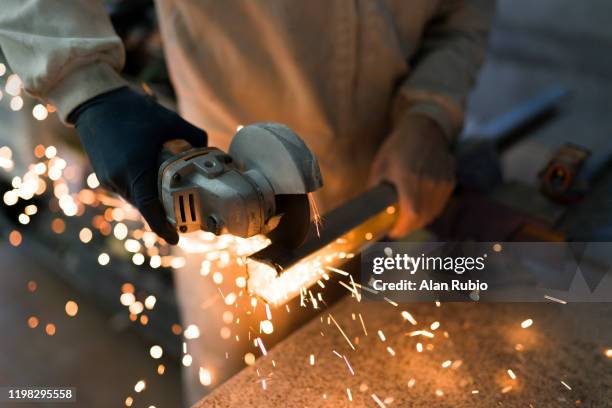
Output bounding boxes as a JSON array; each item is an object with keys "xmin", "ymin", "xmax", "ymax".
[{"xmin": 198, "ymin": 298, "xmax": 612, "ymax": 407}]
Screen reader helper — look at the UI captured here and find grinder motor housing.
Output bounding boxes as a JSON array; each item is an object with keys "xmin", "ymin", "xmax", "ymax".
[{"xmin": 158, "ymin": 123, "xmax": 323, "ymax": 243}]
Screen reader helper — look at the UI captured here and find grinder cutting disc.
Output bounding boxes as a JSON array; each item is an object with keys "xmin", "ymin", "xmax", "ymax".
[{"xmin": 266, "ymin": 194, "xmax": 311, "ymax": 249}]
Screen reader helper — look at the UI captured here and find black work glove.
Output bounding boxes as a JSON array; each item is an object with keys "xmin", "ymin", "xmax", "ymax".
[{"xmin": 69, "ymin": 86, "xmax": 207, "ymax": 245}]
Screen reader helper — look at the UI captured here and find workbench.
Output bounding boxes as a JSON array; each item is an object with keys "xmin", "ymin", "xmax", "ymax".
[{"xmin": 195, "ymin": 296, "xmax": 612, "ymax": 407}]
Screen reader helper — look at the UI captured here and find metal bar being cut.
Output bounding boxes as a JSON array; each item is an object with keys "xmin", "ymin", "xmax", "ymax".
[{"xmin": 247, "ymin": 183, "xmax": 398, "ymax": 305}]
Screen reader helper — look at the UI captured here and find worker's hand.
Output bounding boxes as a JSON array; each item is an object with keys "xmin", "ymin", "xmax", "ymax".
[
  {"xmin": 69, "ymin": 87, "xmax": 207, "ymax": 245},
  {"xmin": 369, "ymin": 113, "xmax": 455, "ymax": 238}
]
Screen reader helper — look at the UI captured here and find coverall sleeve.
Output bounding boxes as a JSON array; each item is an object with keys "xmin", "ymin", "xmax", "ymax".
[
  {"xmin": 0, "ymin": 0, "xmax": 127, "ymax": 122},
  {"xmin": 394, "ymin": 0, "xmax": 494, "ymax": 141}
]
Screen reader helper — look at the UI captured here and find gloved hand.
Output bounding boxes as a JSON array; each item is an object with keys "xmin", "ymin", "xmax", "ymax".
[
  {"xmin": 369, "ymin": 113, "xmax": 455, "ymax": 238},
  {"xmin": 69, "ymin": 86, "xmax": 207, "ymax": 245}
]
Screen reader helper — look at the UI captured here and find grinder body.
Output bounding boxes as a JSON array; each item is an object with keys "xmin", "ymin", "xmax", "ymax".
[{"xmin": 158, "ymin": 123, "xmax": 322, "ymax": 246}]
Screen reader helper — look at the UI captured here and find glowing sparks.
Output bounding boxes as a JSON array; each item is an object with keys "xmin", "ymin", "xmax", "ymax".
[
  {"xmin": 10, "ymin": 96, "xmax": 23, "ymax": 111},
  {"xmin": 605, "ymin": 349, "xmax": 612, "ymax": 358},
  {"xmin": 377, "ymin": 330, "xmax": 386, "ymax": 342},
  {"xmin": 244, "ymin": 353, "xmax": 256, "ymax": 365},
  {"xmin": 309, "ymin": 354, "xmax": 315, "ymax": 366},
  {"xmin": 8, "ymin": 230, "xmax": 22, "ymax": 247},
  {"xmin": 114, "ymin": 223, "xmax": 129, "ymax": 240},
  {"xmin": 343, "ymin": 355, "xmax": 355, "ymax": 375},
  {"xmin": 79, "ymin": 227, "xmax": 93, "ymax": 243},
  {"xmin": 507, "ymin": 369, "xmax": 517, "ymax": 380},
  {"xmin": 27, "ymin": 316, "xmax": 39, "ymax": 329},
  {"xmin": 260, "ymin": 320, "xmax": 274, "ymax": 334},
  {"xmin": 98, "ymin": 253, "xmax": 110, "ymax": 266},
  {"xmin": 256, "ymin": 337, "xmax": 268, "ymax": 356},
  {"xmin": 521, "ymin": 318, "xmax": 533, "ymax": 329},
  {"xmin": 371, "ymin": 393, "xmax": 386, "ymax": 407},
  {"xmin": 329, "ymin": 314, "xmax": 355, "ymax": 351},
  {"xmin": 144, "ymin": 295, "xmax": 156, "ymax": 310},
  {"xmin": 184, "ymin": 324, "xmax": 200, "ymax": 339},
  {"xmin": 150, "ymin": 345, "xmax": 163, "ymax": 359},
  {"xmin": 32, "ymin": 104, "xmax": 48, "ymax": 120},
  {"xmin": 5, "ymin": 74, "xmax": 22, "ymax": 96},
  {"xmin": 132, "ymin": 253, "xmax": 145, "ymax": 265},
  {"xmin": 358, "ymin": 313, "xmax": 368, "ymax": 336},
  {"xmin": 560, "ymin": 380, "xmax": 572, "ymax": 390},
  {"xmin": 224, "ymin": 292, "xmax": 237, "ymax": 306},
  {"xmin": 45, "ymin": 323, "xmax": 56, "ymax": 336},
  {"xmin": 129, "ymin": 301, "xmax": 144, "ymax": 315},
  {"xmin": 199, "ymin": 367, "xmax": 212, "ymax": 386},
  {"xmin": 544, "ymin": 294, "xmax": 567, "ymax": 304},
  {"xmin": 407, "ymin": 330, "xmax": 434, "ymax": 338},
  {"xmin": 120, "ymin": 293, "xmax": 136, "ymax": 306},
  {"xmin": 65, "ymin": 300, "xmax": 79, "ymax": 317},
  {"xmin": 134, "ymin": 380, "xmax": 146, "ymax": 393},
  {"xmin": 441, "ymin": 360, "xmax": 452, "ymax": 368},
  {"xmin": 401, "ymin": 311, "xmax": 417, "ymax": 325},
  {"xmin": 86, "ymin": 173, "xmax": 100, "ymax": 189},
  {"xmin": 308, "ymin": 192, "xmax": 322, "ymax": 237},
  {"xmin": 125, "ymin": 239, "xmax": 141, "ymax": 253}
]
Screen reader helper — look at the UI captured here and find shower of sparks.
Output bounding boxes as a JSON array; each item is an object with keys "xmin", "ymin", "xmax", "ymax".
[{"xmin": 2, "ymin": 79, "xmax": 596, "ymax": 406}]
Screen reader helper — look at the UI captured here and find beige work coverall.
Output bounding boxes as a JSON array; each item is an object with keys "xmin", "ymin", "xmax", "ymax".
[{"xmin": 0, "ymin": 0, "xmax": 492, "ymax": 404}]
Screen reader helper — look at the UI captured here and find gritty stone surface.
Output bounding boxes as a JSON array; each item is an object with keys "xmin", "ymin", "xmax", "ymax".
[{"xmin": 196, "ymin": 298, "xmax": 612, "ymax": 407}]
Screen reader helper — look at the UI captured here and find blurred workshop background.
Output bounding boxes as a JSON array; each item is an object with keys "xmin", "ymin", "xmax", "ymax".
[{"xmin": 1, "ymin": 0, "xmax": 611, "ymax": 407}]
